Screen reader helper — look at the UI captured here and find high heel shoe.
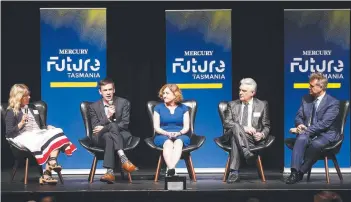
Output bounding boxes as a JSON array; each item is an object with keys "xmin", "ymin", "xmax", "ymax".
[
  {"xmin": 47, "ymin": 157, "xmax": 62, "ymax": 173},
  {"xmin": 39, "ymin": 170, "xmax": 58, "ymax": 185}
]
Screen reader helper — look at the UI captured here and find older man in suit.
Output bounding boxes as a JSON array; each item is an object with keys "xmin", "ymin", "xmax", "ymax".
[
  {"xmin": 89, "ymin": 78, "xmax": 137, "ymax": 184},
  {"xmin": 286, "ymin": 73, "xmax": 340, "ymax": 184},
  {"xmin": 223, "ymin": 78, "xmax": 270, "ymax": 183}
]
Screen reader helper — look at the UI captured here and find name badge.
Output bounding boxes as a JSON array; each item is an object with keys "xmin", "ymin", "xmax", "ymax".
[
  {"xmin": 253, "ymin": 112, "xmax": 261, "ymax": 117},
  {"xmin": 33, "ymin": 110, "xmax": 39, "ymax": 114}
]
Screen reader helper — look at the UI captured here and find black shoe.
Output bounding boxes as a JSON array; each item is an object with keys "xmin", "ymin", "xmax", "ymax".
[
  {"xmin": 227, "ymin": 172, "xmax": 240, "ymax": 184},
  {"xmin": 298, "ymin": 171, "xmax": 304, "ymax": 181},
  {"xmin": 285, "ymin": 171, "xmax": 304, "ymax": 184},
  {"xmin": 167, "ymin": 168, "xmax": 175, "ymax": 177},
  {"xmin": 243, "ymin": 150, "xmax": 256, "ymax": 165}
]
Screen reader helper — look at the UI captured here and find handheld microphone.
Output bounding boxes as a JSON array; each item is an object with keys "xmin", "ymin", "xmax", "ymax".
[
  {"xmin": 24, "ymin": 105, "xmax": 28, "ymax": 123},
  {"xmin": 108, "ymin": 101, "xmax": 116, "ymax": 121}
]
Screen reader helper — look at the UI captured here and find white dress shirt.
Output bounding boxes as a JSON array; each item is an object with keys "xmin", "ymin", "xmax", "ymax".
[{"xmin": 315, "ymin": 92, "xmax": 326, "ymax": 110}]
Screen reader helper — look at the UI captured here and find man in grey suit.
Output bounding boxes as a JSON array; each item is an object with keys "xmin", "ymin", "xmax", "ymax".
[
  {"xmin": 223, "ymin": 78, "xmax": 270, "ymax": 183},
  {"xmin": 89, "ymin": 78, "xmax": 137, "ymax": 184},
  {"xmin": 286, "ymin": 73, "xmax": 340, "ymax": 184}
]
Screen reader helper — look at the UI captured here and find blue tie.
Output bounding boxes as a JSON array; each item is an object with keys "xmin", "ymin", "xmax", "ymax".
[{"xmin": 311, "ymin": 99, "xmax": 318, "ymax": 125}]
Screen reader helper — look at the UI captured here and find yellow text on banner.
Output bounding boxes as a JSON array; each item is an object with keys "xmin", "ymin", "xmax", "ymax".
[{"xmin": 293, "ymin": 83, "xmax": 341, "ymax": 89}]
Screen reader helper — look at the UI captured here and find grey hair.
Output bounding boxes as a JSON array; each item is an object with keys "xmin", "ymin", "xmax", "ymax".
[
  {"xmin": 240, "ymin": 78, "xmax": 257, "ymax": 92},
  {"xmin": 309, "ymin": 72, "xmax": 328, "ymax": 90}
]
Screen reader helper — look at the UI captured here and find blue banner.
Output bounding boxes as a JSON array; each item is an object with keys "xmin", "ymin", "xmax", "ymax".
[
  {"xmin": 166, "ymin": 10, "xmax": 232, "ymax": 168},
  {"xmin": 40, "ymin": 8, "xmax": 107, "ymax": 169},
  {"xmin": 284, "ymin": 9, "xmax": 350, "ymax": 171}
]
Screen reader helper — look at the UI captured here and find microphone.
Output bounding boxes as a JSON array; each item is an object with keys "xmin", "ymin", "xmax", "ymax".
[
  {"xmin": 108, "ymin": 101, "xmax": 116, "ymax": 122},
  {"xmin": 24, "ymin": 105, "xmax": 28, "ymax": 123}
]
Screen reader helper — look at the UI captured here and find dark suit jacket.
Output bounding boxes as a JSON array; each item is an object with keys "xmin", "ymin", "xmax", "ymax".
[
  {"xmin": 5, "ymin": 104, "xmax": 46, "ymax": 139},
  {"xmin": 295, "ymin": 93, "xmax": 340, "ymax": 142},
  {"xmin": 89, "ymin": 96, "xmax": 132, "ymax": 142},
  {"xmin": 223, "ymin": 98, "xmax": 270, "ymax": 142}
]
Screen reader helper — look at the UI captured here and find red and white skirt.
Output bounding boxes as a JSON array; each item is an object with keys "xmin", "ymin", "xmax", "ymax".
[{"xmin": 11, "ymin": 128, "xmax": 76, "ymax": 165}]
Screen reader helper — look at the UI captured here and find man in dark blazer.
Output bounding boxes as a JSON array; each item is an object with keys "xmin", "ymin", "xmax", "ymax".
[
  {"xmin": 89, "ymin": 78, "xmax": 137, "ymax": 184},
  {"xmin": 223, "ymin": 78, "xmax": 270, "ymax": 183},
  {"xmin": 286, "ymin": 73, "xmax": 340, "ymax": 184}
]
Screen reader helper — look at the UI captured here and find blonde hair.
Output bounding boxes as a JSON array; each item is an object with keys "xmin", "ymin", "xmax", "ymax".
[
  {"xmin": 7, "ymin": 84, "xmax": 30, "ymax": 115},
  {"xmin": 158, "ymin": 84, "xmax": 183, "ymax": 103}
]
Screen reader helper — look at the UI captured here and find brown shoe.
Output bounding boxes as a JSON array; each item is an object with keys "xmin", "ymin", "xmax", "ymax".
[
  {"xmin": 122, "ymin": 161, "xmax": 138, "ymax": 173},
  {"xmin": 100, "ymin": 173, "xmax": 115, "ymax": 184}
]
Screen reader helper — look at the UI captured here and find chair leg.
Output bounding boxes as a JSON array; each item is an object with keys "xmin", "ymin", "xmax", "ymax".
[
  {"xmin": 223, "ymin": 156, "xmax": 230, "ymax": 182},
  {"xmin": 11, "ymin": 160, "xmax": 18, "ymax": 182},
  {"xmin": 324, "ymin": 156, "xmax": 330, "ymax": 184},
  {"xmin": 187, "ymin": 154, "xmax": 197, "ymax": 182},
  {"xmin": 89, "ymin": 156, "xmax": 98, "ymax": 183},
  {"xmin": 184, "ymin": 155, "xmax": 193, "ymax": 180},
  {"xmin": 256, "ymin": 155, "xmax": 266, "ymax": 182},
  {"xmin": 154, "ymin": 154, "xmax": 163, "ymax": 182},
  {"xmin": 331, "ymin": 155, "xmax": 343, "ymax": 181},
  {"xmin": 127, "ymin": 172, "xmax": 132, "ymax": 183},
  {"xmin": 57, "ymin": 171, "xmax": 64, "ymax": 184},
  {"xmin": 24, "ymin": 158, "xmax": 29, "ymax": 185},
  {"xmin": 307, "ymin": 168, "xmax": 312, "ymax": 181},
  {"xmin": 88, "ymin": 157, "xmax": 95, "ymax": 181}
]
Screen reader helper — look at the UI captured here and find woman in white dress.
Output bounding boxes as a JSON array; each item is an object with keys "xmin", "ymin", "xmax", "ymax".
[{"xmin": 4, "ymin": 84, "xmax": 77, "ymax": 185}]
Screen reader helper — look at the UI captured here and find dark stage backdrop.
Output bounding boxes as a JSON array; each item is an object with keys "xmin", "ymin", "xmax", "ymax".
[{"xmin": 2, "ymin": 1, "xmax": 350, "ymax": 171}]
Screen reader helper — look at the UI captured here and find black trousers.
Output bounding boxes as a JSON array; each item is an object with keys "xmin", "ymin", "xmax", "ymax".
[{"xmin": 92, "ymin": 123, "xmax": 124, "ymax": 169}]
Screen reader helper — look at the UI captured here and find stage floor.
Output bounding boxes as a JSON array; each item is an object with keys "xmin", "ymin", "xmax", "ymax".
[{"xmin": 1, "ymin": 168, "xmax": 350, "ymax": 202}]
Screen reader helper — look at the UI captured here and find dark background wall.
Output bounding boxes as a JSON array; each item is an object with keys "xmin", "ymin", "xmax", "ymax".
[{"xmin": 2, "ymin": 1, "xmax": 350, "ymax": 171}]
